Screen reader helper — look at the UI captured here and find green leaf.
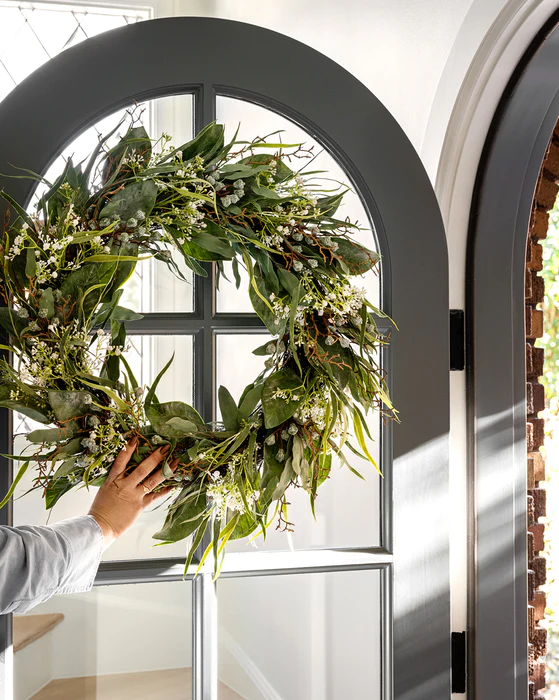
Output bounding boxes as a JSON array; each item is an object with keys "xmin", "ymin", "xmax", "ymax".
[
  {"xmin": 25, "ymin": 247, "xmax": 36, "ymax": 278},
  {"xmin": 271, "ymin": 458, "xmax": 296, "ymax": 501},
  {"xmin": 52, "ymin": 457, "xmax": 78, "ymax": 480},
  {"xmin": 99, "ymin": 180, "xmax": 158, "ymax": 221},
  {"xmin": 289, "ymin": 283, "xmax": 303, "ymax": 374},
  {"xmin": 38, "ymin": 288, "xmax": 55, "ymax": 320},
  {"xmin": 332, "ymin": 237, "xmax": 379, "ymax": 275},
  {"xmin": 180, "ymin": 122, "xmax": 225, "ymax": 163},
  {"xmin": 146, "ymin": 401, "xmax": 205, "ymax": 438},
  {"xmin": 261, "ymin": 369, "xmax": 304, "ymax": 429},
  {"xmin": 102, "ymin": 125, "xmax": 152, "ymax": 184},
  {"xmin": 144, "ymin": 354, "xmax": 174, "ymax": 413},
  {"xmin": 45, "ymin": 478, "xmax": 74, "ymax": 509},
  {"xmin": 0, "ymin": 402, "xmax": 49, "ymax": 423},
  {"xmin": 165, "ymin": 417, "xmax": 198, "ymax": 434},
  {"xmin": 48, "ymin": 390, "xmax": 93, "ymax": 422},
  {"xmin": 252, "ymin": 340, "xmax": 275, "ymax": 356},
  {"xmin": 251, "ymin": 184, "xmax": 281, "ymax": 200},
  {"xmin": 276, "ymin": 267, "xmax": 299, "ymax": 294},
  {"xmin": 153, "ymin": 488, "xmax": 208, "ymax": 542},
  {"xmin": 218, "ymin": 386, "xmax": 240, "ymax": 431},
  {"xmin": 0, "ymin": 461, "xmax": 29, "ymax": 508},
  {"xmin": 110, "ymin": 306, "xmax": 143, "ymax": 322},
  {"xmin": 238, "ymin": 384, "xmax": 262, "ymax": 421},
  {"xmin": 190, "ymin": 231, "xmax": 234, "ymax": 259},
  {"xmin": 27, "ymin": 427, "xmax": 75, "ymax": 443}
]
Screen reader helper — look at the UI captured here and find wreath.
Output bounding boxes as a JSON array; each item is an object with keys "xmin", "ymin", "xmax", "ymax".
[{"xmin": 0, "ymin": 120, "xmax": 395, "ymax": 574}]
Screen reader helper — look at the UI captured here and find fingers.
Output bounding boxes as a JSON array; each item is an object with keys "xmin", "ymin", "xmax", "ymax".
[
  {"xmin": 126, "ymin": 444, "xmax": 170, "ymax": 486},
  {"xmin": 141, "ymin": 458, "xmax": 179, "ymax": 493},
  {"xmin": 106, "ymin": 437, "xmax": 138, "ymax": 483},
  {"xmin": 145, "ymin": 484, "xmax": 176, "ymax": 506}
]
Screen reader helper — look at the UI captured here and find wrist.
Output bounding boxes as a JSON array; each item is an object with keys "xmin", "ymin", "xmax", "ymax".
[{"xmin": 89, "ymin": 511, "xmax": 116, "ymax": 548}]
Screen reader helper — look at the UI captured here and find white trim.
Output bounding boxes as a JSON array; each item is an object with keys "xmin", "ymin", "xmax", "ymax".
[{"xmin": 429, "ymin": 0, "xmax": 559, "ymax": 226}]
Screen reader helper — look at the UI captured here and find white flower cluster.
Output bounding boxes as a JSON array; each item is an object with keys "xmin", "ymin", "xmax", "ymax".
[
  {"xmin": 207, "ymin": 452, "xmax": 259, "ymax": 519},
  {"xmin": 293, "ymin": 387, "xmax": 341, "ymax": 435}
]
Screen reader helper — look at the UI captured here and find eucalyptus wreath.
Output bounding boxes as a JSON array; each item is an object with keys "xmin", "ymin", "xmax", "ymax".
[{"xmin": 0, "ymin": 119, "xmax": 395, "ymax": 574}]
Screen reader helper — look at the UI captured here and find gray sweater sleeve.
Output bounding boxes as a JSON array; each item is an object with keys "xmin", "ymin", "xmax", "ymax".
[{"xmin": 0, "ymin": 515, "xmax": 104, "ymax": 615}]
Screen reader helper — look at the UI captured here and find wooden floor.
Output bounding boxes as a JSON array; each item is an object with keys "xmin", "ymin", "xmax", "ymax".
[{"xmin": 30, "ymin": 667, "xmax": 244, "ymax": 700}]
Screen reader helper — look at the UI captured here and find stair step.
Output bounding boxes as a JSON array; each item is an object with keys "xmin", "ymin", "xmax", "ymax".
[
  {"xmin": 30, "ymin": 668, "xmax": 243, "ymax": 699},
  {"xmin": 13, "ymin": 613, "xmax": 64, "ymax": 653}
]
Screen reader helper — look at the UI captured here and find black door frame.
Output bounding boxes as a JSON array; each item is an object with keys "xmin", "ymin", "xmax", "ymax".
[
  {"xmin": 0, "ymin": 17, "xmax": 450, "ymax": 699},
  {"xmin": 468, "ymin": 10, "xmax": 559, "ymax": 699}
]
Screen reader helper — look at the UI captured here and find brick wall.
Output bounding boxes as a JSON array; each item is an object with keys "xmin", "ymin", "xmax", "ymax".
[{"xmin": 526, "ymin": 130, "xmax": 559, "ymax": 699}]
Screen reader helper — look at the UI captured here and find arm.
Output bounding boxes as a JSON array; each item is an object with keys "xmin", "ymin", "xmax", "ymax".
[{"xmin": 0, "ymin": 440, "xmax": 177, "ymax": 615}]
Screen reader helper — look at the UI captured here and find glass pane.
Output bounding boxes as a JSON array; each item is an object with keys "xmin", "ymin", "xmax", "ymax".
[
  {"xmin": 31, "ymin": 94, "xmax": 195, "ymax": 313},
  {"xmin": 0, "ymin": 3, "xmax": 148, "ymax": 104},
  {"xmin": 218, "ymin": 570, "xmax": 382, "ymax": 699},
  {"xmin": 12, "ymin": 335, "xmax": 194, "ymax": 561},
  {"xmin": 215, "ymin": 96, "xmax": 381, "ymax": 313},
  {"xmin": 216, "ymin": 333, "xmax": 271, "ymax": 409},
  {"xmin": 14, "ymin": 582, "xmax": 192, "ymax": 700},
  {"xmin": 215, "ymin": 335, "xmax": 381, "ymax": 551}
]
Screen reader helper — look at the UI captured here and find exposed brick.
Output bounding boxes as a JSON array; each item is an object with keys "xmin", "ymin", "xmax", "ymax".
[
  {"xmin": 526, "ymin": 270, "xmax": 545, "ymax": 305},
  {"xmin": 530, "ymin": 487, "xmax": 547, "ymax": 519},
  {"xmin": 529, "ymin": 523, "xmax": 545, "ymax": 552},
  {"xmin": 529, "ymin": 451, "xmax": 546, "ymax": 482},
  {"xmin": 534, "ymin": 173, "xmax": 559, "ymax": 210},
  {"xmin": 529, "ymin": 604, "xmax": 535, "ymax": 637},
  {"xmin": 544, "ymin": 140, "xmax": 559, "ymax": 174},
  {"xmin": 530, "ymin": 207, "xmax": 550, "ymax": 239},
  {"xmin": 529, "ymin": 569, "xmax": 536, "ymax": 602},
  {"xmin": 534, "ymin": 659, "xmax": 546, "ymax": 690},
  {"xmin": 527, "ymin": 422, "xmax": 534, "ymax": 453},
  {"xmin": 526, "ymin": 268, "xmax": 533, "ymax": 300},
  {"xmin": 526, "ymin": 307, "xmax": 544, "ymax": 338},
  {"xmin": 528, "ymin": 531, "xmax": 534, "ymax": 567},
  {"xmin": 526, "ymin": 240, "xmax": 544, "ymax": 271},
  {"xmin": 528, "ymin": 419, "xmax": 545, "ymax": 451},
  {"xmin": 533, "ymin": 625, "xmax": 547, "ymax": 657},
  {"xmin": 533, "ymin": 274, "xmax": 545, "ymax": 304},
  {"xmin": 534, "ymin": 590, "xmax": 546, "ymax": 621},
  {"xmin": 528, "ymin": 495, "xmax": 535, "ymax": 526},
  {"xmin": 531, "ymin": 383, "xmax": 546, "ymax": 415},
  {"xmin": 533, "ymin": 346, "xmax": 545, "ymax": 376},
  {"xmin": 528, "ymin": 455, "xmax": 536, "ymax": 489},
  {"xmin": 534, "ymin": 556, "xmax": 547, "ymax": 588}
]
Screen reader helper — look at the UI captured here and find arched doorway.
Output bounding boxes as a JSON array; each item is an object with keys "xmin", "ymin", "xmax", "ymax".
[{"xmin": 0, "ymin": 17, "xmax": 450, "ymax": 699}]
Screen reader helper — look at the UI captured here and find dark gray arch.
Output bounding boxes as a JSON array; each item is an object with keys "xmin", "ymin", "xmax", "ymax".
[
  {"xmin": 0, "ymin": 17, "xmax": 449, "ymax": 700},
  {"xmin": 468, "ymin": 13, "xmax": 559, "ymax": 699}
]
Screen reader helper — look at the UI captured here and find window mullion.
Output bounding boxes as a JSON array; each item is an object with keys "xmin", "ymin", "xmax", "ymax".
[{"xmin": 192, "ymin": 84, "xmax": 218, "ymax": 700}]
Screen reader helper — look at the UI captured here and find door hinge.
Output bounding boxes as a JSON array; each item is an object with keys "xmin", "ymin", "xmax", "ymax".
[
  {"xmin": 450, "ymin": 310, "xmax": 465, "ymax": 371},
  {"xmin": 451, "ymin": 631, "xmax": 467, "ymax": 693}
]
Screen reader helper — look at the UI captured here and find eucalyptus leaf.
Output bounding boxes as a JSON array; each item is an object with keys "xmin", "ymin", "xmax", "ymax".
[
  {"xmin": 146, "ymin": 401, "xmax": 204, "ymax": 438},
  {"xmin": 218, "ymin": 386, "xmax": 239, "ymax": 431},
  {"xmin": 99, "ymin": 180, "xmax": 157, "ymax": 221},
  {"xmin": 261, "ymin": 369, "xmax": 304, "ymax": 429}
]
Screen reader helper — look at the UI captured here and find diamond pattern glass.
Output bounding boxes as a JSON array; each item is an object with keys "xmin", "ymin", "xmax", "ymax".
[{"xmin": 0, "ymin": 3, "xmax": 148, "ymax": 104}]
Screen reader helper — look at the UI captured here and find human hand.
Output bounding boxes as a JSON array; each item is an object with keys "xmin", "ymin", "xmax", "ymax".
[{"xmin": 88, "ymin": 438, "xmax": 178, "ymax": 548}]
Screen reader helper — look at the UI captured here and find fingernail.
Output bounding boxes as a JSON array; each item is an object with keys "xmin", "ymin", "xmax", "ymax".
[
  {"xmin": 160, "ymin": 444, "xmax": 171, "ymax": 455},
  {"xmin": 129, "ymin": 437, "xmax": 138, "ymax": 448}
]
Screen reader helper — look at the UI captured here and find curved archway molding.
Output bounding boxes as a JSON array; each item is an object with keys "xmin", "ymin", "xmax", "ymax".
[
  {"xmin": 0, "ymin": 17, "xmax": 450, "ymax": 700},
  {"xmin": 468, "ymin": 10, "xmax": 559, "ymax": 699}
]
